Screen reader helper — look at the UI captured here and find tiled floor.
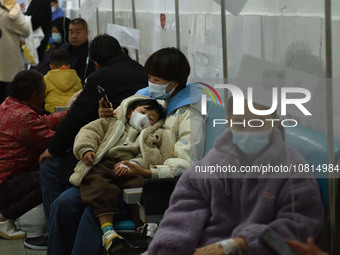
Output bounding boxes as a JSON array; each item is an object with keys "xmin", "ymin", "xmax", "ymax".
[{"xmin": 0, "ymin": 238, "xmax": 46, "ymax": 255}]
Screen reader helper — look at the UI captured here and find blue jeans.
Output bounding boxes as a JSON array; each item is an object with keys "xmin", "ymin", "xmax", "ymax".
[
  {"xmin": 39, "ymin": 156, "xmax": 64, "ymax": 221},
  {"xmin": 47, "ymin": 187, "xmax": 102, "ymax": 255}
]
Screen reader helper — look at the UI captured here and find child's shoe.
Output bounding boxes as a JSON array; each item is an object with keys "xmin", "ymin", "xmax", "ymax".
[{"xmin": 102, "ymin": 230, "xmax": 125, "ymax": 254}]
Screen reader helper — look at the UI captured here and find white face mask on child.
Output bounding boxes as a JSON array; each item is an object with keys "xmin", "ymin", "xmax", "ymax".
[{"xmin": 129, "ymin": 110, "xmax": 151, "ymax": 131}]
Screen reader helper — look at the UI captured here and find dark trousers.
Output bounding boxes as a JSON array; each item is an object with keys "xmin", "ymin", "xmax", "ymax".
[
  {"xmin": 0, "ymin": 170, "xmax": 42, "ymax": 219},
  {"xmin": 39, "ymin": 149, "xmax": 79, "ymax": 222},
  {"xmin": 80, "ymin": 158, "xmax": 144, "ymax": 217},
  {"xmin": 48, "ymin": 187, "xmax": 102, "ymax": 255}
]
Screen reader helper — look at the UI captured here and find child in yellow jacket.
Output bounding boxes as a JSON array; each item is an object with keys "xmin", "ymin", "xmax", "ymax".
[{"xmin": 44, "ymin": 48, "xmax": 82, "ymax": 112}]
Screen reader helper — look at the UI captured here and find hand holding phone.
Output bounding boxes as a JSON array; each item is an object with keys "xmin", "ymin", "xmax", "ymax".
[{"xmin": 97, "ymin": 85, "xmax": 111, "ymax": 107}]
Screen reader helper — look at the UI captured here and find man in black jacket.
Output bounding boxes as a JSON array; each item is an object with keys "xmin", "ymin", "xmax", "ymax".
[
  {"xmin": 31, "ymin": 18, "xmax": 95, "ymax": 81},
  {"xmin": 23, "ymin": 34, "xmax": 148, "ymax": 250},
  {"xmin": 67, "ymin": 18, "xmax": 96, "ymax": 84}
]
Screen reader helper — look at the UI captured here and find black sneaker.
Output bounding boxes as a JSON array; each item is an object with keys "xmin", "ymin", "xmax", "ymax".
[{"xmin": 24, "ymin": 234, "xmax": 48, "ymax": 250}]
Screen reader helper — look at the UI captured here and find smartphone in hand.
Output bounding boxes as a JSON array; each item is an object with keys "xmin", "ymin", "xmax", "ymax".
[
  {"xmin": 260, "ymin": 229, "xmax": 299, "ymax": 255},
  {"xmin": 97, "ymin": 85, "xmax": 111, "ymax": 107}
]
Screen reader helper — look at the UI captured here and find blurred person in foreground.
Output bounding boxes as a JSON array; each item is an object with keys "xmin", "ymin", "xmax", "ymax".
[{"xmin": 144, "ymin": 96, "xmax": 324, "ymax": 255}]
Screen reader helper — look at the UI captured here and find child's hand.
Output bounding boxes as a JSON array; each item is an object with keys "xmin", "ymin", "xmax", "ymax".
[
  {"xmin": 117, "ymin": 161, "xmax": 152, "ymax": 178},
  {"xmin": 114, "ymin": 161, "xmax": 152, "ymax": 178},
  {"xmin": 113, "ymin": 162, "xmax": 130, "ymax": 176},
  {"xmin": 83, "ymin": 151, "xmax": 97, "ymax": 166}
]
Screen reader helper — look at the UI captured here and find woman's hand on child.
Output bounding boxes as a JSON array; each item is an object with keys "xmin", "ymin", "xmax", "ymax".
[
  {"xmin": 98, "ymin": 98, "xmax": 116, "ymax": 118},
  {"xmin": 83, "ymin": 151, "xmax": 97, "ymax": 166}
]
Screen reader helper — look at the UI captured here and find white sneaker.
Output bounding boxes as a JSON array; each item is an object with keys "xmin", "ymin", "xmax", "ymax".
[{"xmin": 0, "ymin": 220, "xmax": 26, "ymax": 240}]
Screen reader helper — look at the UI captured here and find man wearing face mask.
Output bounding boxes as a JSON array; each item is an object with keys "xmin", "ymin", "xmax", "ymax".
[
  {"xmin": 143, "ymin": 97, "xmax": 324, "ymax": 255},
  {"xmin": 50, "ymin": 0, "xmax": 64, "ymax": 21}
]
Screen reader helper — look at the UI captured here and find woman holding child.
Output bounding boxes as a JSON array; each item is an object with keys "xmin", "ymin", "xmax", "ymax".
[{"xmin": 47, "ymin": 47, "xmax": 205, "ymax": 255}]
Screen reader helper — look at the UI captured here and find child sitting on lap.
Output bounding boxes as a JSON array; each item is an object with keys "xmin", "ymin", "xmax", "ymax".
[{"xmin": 69, "ymin": 95, "xmax": 172, "ymax": 255}]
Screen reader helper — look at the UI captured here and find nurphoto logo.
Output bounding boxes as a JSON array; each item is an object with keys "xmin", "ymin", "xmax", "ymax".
[{"xmin": 199, "ymin": 83, "xmax": 312, "ymax": 128}]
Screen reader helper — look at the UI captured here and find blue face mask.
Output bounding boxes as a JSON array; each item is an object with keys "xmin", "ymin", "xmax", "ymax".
[
  {"xmin": 51, "ymin": 6, "xmax": 56, "ymax": 13},
  {"xmin": 52, "ymin": 33, "xmax": 62, "ymax": 44},
  {"xmin": 231, "ymin": 129, "xmax": 271, "ymax": 155},
  {"xmin": 148, "ymin": 81, "xmax": 175, "ymax": 100}
]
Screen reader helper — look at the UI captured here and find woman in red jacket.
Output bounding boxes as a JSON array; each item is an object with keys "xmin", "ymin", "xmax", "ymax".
[{"xmin": 0, "ymin": 70, "xmax": 66, "ymax": 240}]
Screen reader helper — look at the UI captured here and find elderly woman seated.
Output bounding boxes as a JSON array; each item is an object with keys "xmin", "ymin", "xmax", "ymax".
[{"xmin": 0, "ymin": 70, "xmax": 66, "ymax": 239}]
